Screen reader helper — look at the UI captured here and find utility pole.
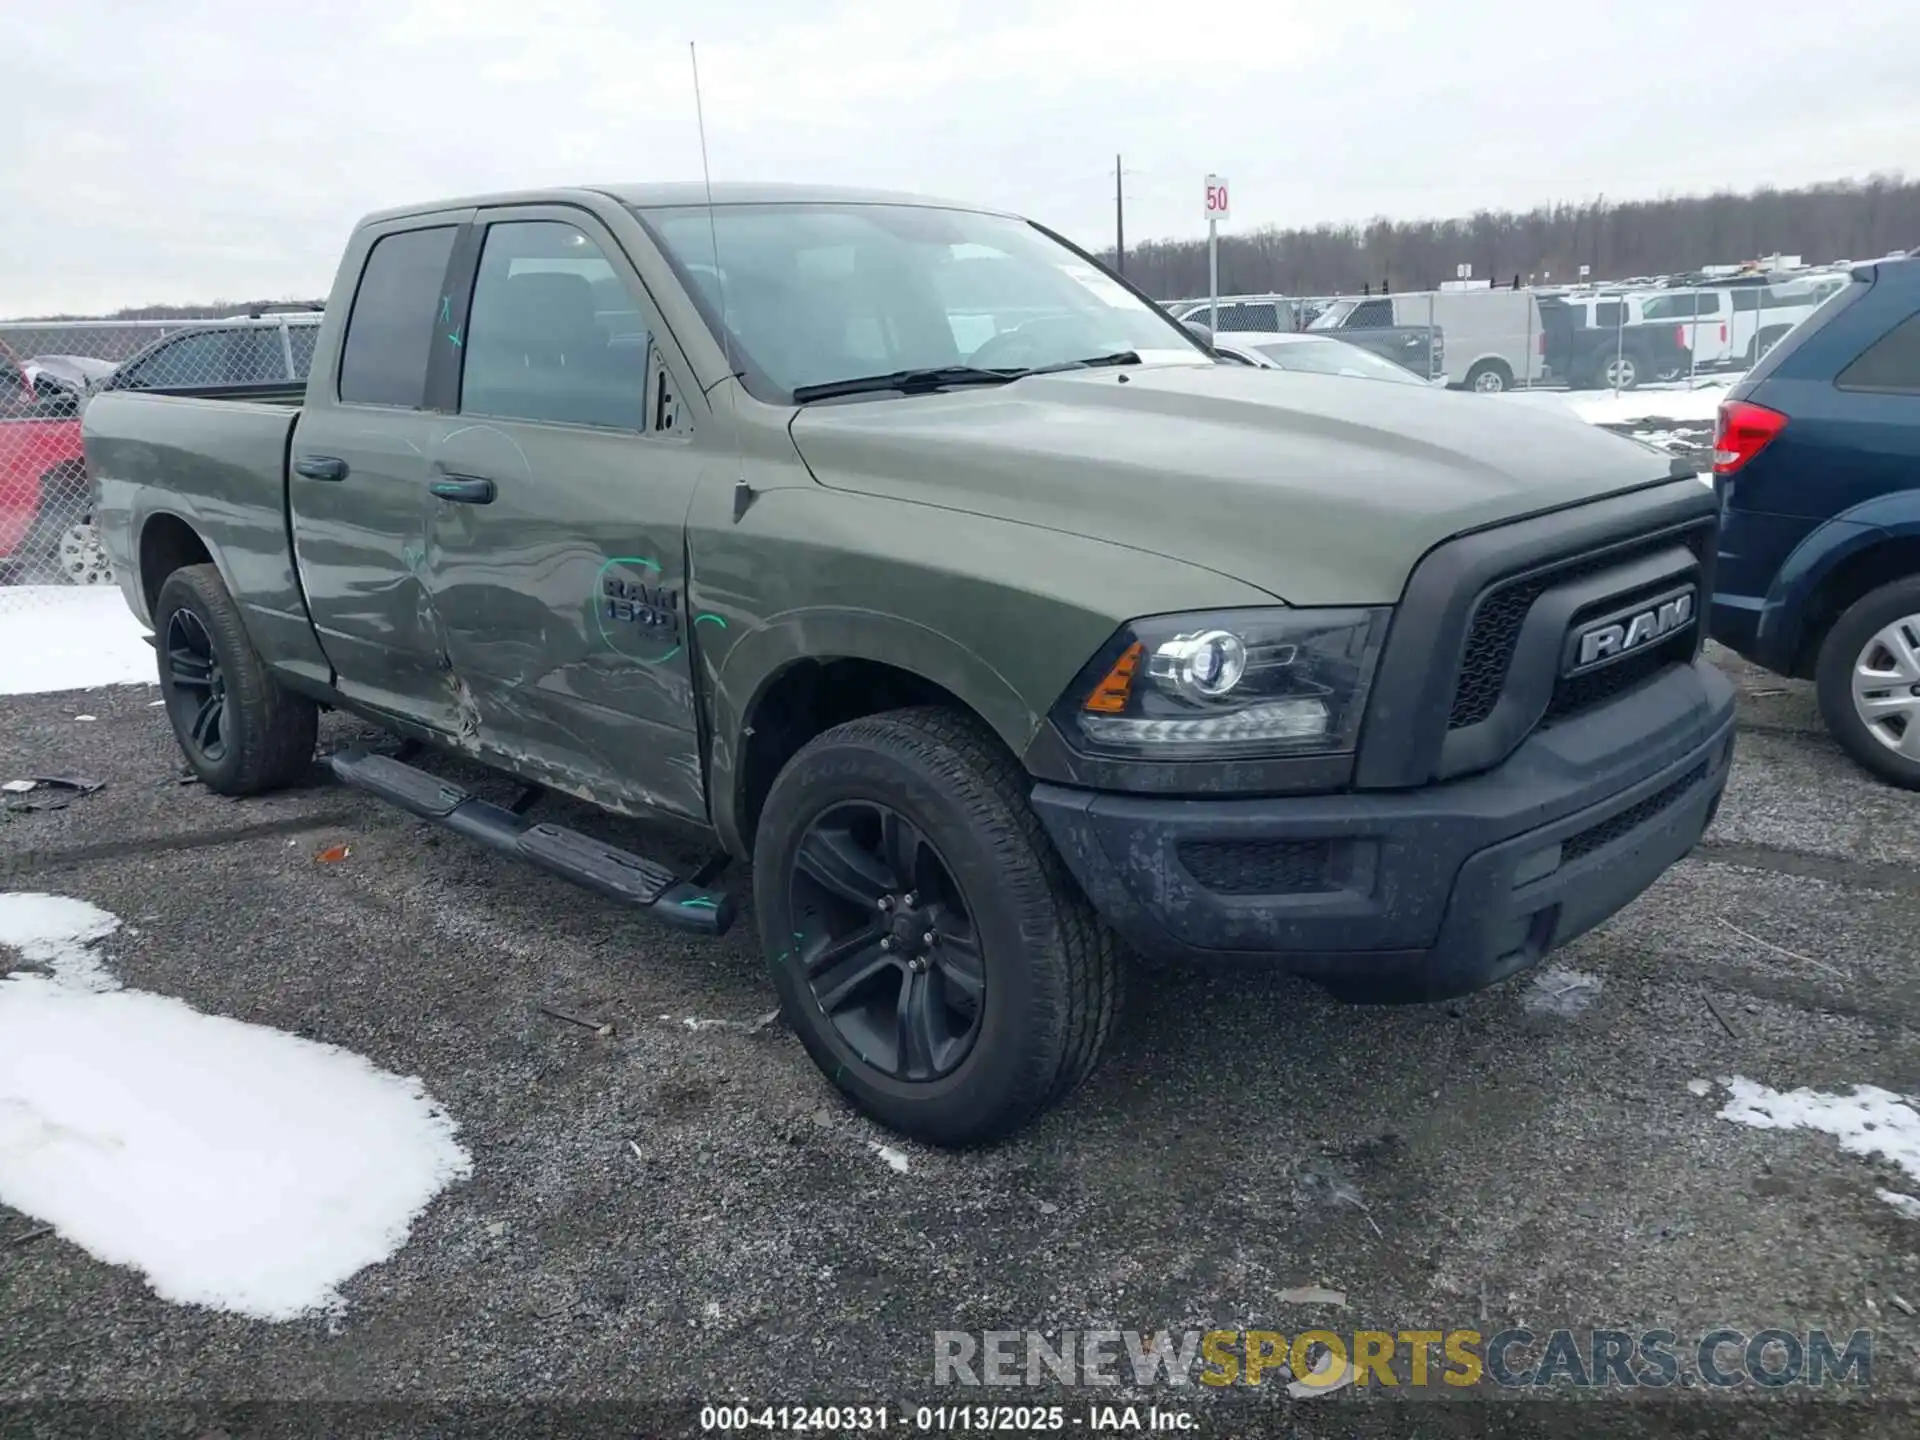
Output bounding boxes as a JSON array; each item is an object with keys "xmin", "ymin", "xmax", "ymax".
[{"xmin": 1114, "ymin": 154, "xmax": 1125, "ymax": 276}]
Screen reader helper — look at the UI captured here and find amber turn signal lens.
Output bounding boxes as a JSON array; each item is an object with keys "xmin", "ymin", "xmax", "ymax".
[{"xmin": 1083, "ymin": 641, "xmax": 1144, "ymax": 714}]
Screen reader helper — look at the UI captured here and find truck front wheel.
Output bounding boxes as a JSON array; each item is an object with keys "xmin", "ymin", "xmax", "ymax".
[
  {"xmin": 154, "ymin": 564, "xmax": 318, "ymax": 795},
  {"xmin": 753, "ymin": 706, "xmax": 1121, "ymax": 1146}
]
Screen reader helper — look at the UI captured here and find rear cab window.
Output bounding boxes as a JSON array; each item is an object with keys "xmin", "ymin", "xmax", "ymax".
[{"xmin": 119, "ymin": 330, "xmax": 230, "ymax": 389}]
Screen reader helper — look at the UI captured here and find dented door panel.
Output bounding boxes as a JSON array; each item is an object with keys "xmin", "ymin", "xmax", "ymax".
[{"xmin": 424, "ymin": 417, "xmax": 709, "ymax": 823}]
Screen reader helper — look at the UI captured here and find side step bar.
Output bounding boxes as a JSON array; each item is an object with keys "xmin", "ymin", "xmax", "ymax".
[{"xmin": 328, "ymin": 747, "xmax": 737, "ymax": 937}]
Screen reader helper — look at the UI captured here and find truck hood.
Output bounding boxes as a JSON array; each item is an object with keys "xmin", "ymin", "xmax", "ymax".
[{"xmin": 787, "ymin": 364, "xmax": 1679, "ymax": 604}]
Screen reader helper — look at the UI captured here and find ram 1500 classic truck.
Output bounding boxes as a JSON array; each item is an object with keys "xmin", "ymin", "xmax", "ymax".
[{"xmin": 84, "ymin": 184, "xmax": 1736, "ymax": 1145}]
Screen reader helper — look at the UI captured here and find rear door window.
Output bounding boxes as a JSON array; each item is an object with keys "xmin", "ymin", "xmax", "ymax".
[
  {"xmin": 1836, "ymin": 311, "xmax": 1920, "ymax": 394},
  {"xmin": 338, "ymin": 226, "xmax": 458, "ymax": 408},
  {"xmin": 1347, "ymin": 299, "xmax": 1394, "ymax": 328}
]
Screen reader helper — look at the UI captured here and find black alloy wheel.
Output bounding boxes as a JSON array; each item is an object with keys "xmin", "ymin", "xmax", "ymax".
[
  {"xmin": 164, "ymin": 606, "xmax": 229, "ymax": 763},
  {"xmin": 790, "ymin": 800, "xmax": 987, "ymax": 1082}
]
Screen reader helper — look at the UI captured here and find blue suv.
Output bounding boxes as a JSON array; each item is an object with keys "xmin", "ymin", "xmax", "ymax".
[{"xmin": 1710, "ymin": 254, "xmax": 1920, "ymax": 787}]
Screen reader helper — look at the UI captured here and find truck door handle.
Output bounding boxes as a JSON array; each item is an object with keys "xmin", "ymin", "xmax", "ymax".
[
  {"xmin": 294, "ymin": 455, "xmax": 349, "ymax": 482},
  {"xmin": 430, "ymin": 475, "xmax": 496, "ymax": 505}
]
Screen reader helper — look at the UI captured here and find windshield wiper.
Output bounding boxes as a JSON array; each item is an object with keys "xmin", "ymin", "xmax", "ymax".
[
  {"xmin": 1018, "ymin": 350, "xmax": 1142, "ymax": 376},
  {"xmin": 791, "ymin": 366, "xmax": 1018, "ymax": 403}
]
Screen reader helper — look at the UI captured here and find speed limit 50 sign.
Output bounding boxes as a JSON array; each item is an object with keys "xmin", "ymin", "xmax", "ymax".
[{"xmin": 1204, "ymin": 175, "xmax": 1230, "ymax": 222}]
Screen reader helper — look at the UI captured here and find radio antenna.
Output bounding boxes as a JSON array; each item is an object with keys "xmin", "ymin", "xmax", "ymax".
[{"xmin": 690, "ymin": 41, "xmax": 754, "ymax": 523}]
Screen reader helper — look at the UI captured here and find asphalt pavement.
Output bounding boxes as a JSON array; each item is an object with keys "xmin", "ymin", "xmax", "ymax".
[{"xmin": 2, "ymin": 645, "xmax": 1917, "ymax": 1439}]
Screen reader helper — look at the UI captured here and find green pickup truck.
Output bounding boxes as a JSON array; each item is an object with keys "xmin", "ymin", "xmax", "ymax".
[{"xmin": 84, "ymin": 183, "xmax": 1736, "ymax": 1145}]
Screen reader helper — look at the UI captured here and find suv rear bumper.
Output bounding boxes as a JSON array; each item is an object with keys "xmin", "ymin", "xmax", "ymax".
[{"xmin": 1031, "ymin": 658, "xmax": 1735, "ymax": 1002}]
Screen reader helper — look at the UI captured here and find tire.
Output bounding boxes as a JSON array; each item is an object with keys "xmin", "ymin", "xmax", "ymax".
[
  {"xmin": 1815, "ymin": 577, "xmax": 1920, "ymax": 790},
  {"xmin": 154, "ymin": 563, "xmax": 318, "ymax": 796},
  {"xmin": 1594, "ymin": 352, "xmax": 1642, "ymax": 390},
  {"xmin": 19, "ymin": 461, "xmax": 111, "ymax": 585},
  {"xmin": 752, "ymin": 706, "xmax": 1122, "ymax": 1146},
  {"xmin": 1465, "ymin": 360, "xmax": 1512, "ymax": 393}
]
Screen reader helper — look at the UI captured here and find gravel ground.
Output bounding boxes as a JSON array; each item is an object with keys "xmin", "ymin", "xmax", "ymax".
[{"xmin": 2, "ymin": 644, "xmax": 1918, "ymax": 1439}]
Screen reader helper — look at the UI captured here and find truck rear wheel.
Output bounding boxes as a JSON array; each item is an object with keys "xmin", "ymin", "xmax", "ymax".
[
  {"xmin": 1465, "ymin": 360, "xmax": 1512, "ymax": 393},
  {"xmin": 154, "ymin": 564, "xmax": 318, "ymax": 796},
  {"xmin": 753, "ymin": 706, "xmax": 1121, "ymax": 1146},
  {"xmin": 1815, "ymin": 576, "xmax": 1920, "ymax": 790}
]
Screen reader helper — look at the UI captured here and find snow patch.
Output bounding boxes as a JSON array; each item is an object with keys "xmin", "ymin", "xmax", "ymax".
[
  {"xmin": 0, "ymin": 587, "xmax": 155, "ymax": 695},
  {"xmin": 1522, "ymin": 966, "xmax": 1603, "ymax": 1018},
  {"xmin": 0, "ymin": 891, "xmax": 472, "ymax": 1320},
  {"xmin": 1496, "ymin": 380, "xmax": 1730, "ymax": 427},
  {"xmin": 1713, "ymin": 1077, "xmax": 1920, "ymax": 1216},
  {"xmin": 1878, "ymin": 1191, "xmax": 1920, "ymax": 1220}
]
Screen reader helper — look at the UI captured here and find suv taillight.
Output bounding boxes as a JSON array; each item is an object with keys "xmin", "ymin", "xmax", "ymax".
[
  {"xmin": 1713, "ymin": 399, "xmax": 1788, "ymax": 475},
  {"xmin": 1537, "ymin": 331, "xmax": 1546, "ymax": 355},
  {"xmin": 1675, "ymin": 325, "xmax": 1689, "ymax": 351}
]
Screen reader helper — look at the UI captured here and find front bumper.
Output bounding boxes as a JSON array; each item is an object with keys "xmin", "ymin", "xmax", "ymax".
[{"xmin": 1032, "ymin": 659, "xmax": 1736, "ymax": 1002}]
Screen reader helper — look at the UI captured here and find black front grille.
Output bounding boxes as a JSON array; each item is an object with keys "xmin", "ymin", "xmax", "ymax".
[
  {"xmin": 1448, "ymin": 522, "xmax": 1712, "ymax": 730},
  {"xmin": 1542, "ymin": 633, "xmax": 1692, "ymax": 723},
  {"xmin": 1178, "ymin": 838, "xmax": 1337, "ymax": 896},
  {"xmin": 1562, "ymin": 762, "xmax": 1707, "ymax": 863}
]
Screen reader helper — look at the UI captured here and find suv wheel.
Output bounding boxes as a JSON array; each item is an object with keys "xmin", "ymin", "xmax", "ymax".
[
  {"xmin": 1815, "ymin": 577, "xmax": 1920, "ymax": 789},
  {"xmin": 1465, "ymin": 360, "xmax": 1512, "ymax": 393},
  {"xmin": 55, "ymin": 516, "xmax": 112, "ymax": 585},
  {"xmin": 753, "ymin": 706, "xmax": 1121, "ymax": 1146},
  {"xmin": 1597, "ymin": 353, "xmax": 1642, "ymax": 390},
  {"xmin": 155, "ymin": 563, "xmax": 318, "ymax": 795},
  {"xmin": 20, "ymin": 461, "xmax": 111, "ymax": 585}
]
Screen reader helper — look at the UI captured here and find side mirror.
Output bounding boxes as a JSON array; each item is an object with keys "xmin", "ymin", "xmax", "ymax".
[{"xmin": 1182, "ymin": 319, "xmax": 1216, "ymax": 350}]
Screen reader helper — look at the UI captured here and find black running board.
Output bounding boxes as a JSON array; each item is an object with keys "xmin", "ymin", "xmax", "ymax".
[{"xmin": 328, "ymin": 747, "xmax": 736, "ymax": 936}]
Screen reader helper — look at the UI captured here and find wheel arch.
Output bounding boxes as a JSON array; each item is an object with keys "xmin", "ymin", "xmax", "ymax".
[
  {"xmin": 708, "ymin": 610, "xmax": 1041, "ymax": 859},
  {"xmin": 1782, "ymin": 520, "xmax": 1920, "ymax": 679},
  {"xmin": 136, "ymin": 509, "xmax": 225, "ymax": 621}
]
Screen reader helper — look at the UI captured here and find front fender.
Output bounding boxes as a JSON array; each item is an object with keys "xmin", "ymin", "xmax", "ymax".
[
  {"xmin": 1759, "ymin": 494, "xmax": 1920, "ymax": 669},
  {"xmin": 706, "ymin": 607, "xmax": 1039, "ymax": 854}
]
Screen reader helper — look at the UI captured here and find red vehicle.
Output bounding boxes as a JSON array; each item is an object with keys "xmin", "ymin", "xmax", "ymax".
[{"xmin": 0, "ymin": 339, "xmax": 91, "ymax": 581}]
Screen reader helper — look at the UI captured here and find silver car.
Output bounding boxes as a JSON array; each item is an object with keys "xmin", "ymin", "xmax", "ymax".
[{"xmin": 1210, "ymin": 331, "xmax": 1448, "ymax": 386}]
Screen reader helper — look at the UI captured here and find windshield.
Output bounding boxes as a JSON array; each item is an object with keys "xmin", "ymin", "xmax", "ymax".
[
  {"xmin": 635, "ymin": 202, "xmax": 1210, "ymax": 400},
  {"xmin": 1252, "ymin": 338, "xmax": 1425, "ymax": 384},
  {"xmin": 1306, "ymin": 299, "xmax": 1356, "ymax": 331}
]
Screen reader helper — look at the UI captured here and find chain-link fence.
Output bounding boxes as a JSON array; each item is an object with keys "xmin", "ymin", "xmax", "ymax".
[{"xmin": 0, "ymin": 314, "xmax": 321, "ymax": 615}]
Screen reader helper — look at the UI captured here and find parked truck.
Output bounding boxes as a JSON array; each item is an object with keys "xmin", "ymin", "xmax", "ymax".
[
  {"xmin": 1, "ymin": 340, "xmax": 92, "ymax": 583},
  {"xmin": 84, "ymin": 183, "xmax": 1736, "ymax": 1145}
]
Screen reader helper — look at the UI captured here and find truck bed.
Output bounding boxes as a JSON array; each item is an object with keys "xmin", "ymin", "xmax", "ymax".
[{"xmin": 84, "ymin": 388, "xmax": 327, "ymax": 681}]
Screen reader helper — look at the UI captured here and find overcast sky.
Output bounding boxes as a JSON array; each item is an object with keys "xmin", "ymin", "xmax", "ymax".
[{"xmin": 2, "ymin": 0, "xmax": 1916, "ymax": 315}]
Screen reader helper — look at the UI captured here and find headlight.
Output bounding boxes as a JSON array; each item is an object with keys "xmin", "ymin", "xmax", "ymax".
[{"xmin": 1056, "ymin": 607, "xmax": 1391, "ymax": 759}]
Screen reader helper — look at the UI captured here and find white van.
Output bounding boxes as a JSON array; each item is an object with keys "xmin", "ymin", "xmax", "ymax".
[{"xmin": 1311, "ymin": 289, "xmax": 1548, "ymax": 391}]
